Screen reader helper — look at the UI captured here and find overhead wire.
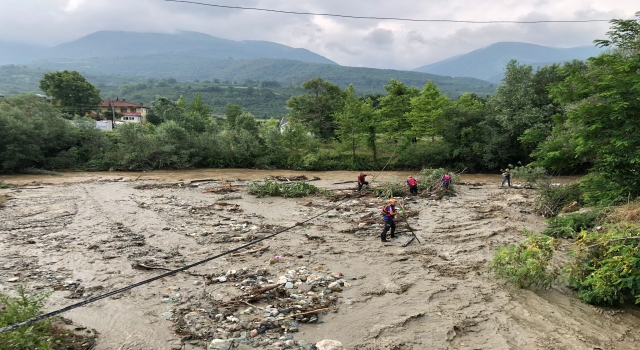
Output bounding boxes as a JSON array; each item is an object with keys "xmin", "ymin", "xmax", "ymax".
[{"xmin": 163, "ymin": 0, "xmax": 613, "ymax": 24}]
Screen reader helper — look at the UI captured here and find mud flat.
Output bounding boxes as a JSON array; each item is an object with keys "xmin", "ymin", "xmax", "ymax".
[{"xmin": 1, "ymin": 174, "xmax": 639, "ymax": 350}]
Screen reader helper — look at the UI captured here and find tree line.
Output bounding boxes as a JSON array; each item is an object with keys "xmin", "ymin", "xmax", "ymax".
[{"xmin": 1, "ymin": 15, "xmax": 638, "ymax": 204}]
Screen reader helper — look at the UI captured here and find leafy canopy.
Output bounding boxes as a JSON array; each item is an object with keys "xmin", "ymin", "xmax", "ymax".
[{"xmin": 38, "ymin": 70, "xmax": 102, "ymax": 116}]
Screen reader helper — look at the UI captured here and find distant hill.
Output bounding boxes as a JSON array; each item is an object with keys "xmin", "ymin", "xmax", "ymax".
[
  {"xmin": 0, "ymin": 42, "xmax": 45, "ymax": 65},
  {"xmin": 27, "ymin": 56, "xmax": 495, "ymax": 97},
  {"xmin": 2, "ymin": 31, "xmax": 337, "ymax": 65},
  {"xmin": 415, "ymin": 42, "xmax": 603, "ymax": 82}
]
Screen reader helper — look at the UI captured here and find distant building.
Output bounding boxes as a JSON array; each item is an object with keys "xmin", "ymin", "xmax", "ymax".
[
  {"xmin": 279, "ymin": 117, "xmax": 289, "ymax": 133},
  {"xmin": 99, "ymin": 98, "xmax": 149, "ymax": 123},
  {"xmin": 96, "ymin": 120, "xmax": 113, "ymax": 131},
  {"xmin": 35, "ymin": 94, "xmax": 52, "ymax": 102}
]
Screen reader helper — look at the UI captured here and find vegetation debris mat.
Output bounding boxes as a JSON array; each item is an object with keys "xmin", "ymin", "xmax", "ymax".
[{"xmin": 134, "ymin": 182, "xmax": 196, "ymax": 190}]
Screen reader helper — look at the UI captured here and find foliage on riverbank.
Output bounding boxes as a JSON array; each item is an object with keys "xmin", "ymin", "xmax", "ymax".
[
  {"xmin": 490, "ymin": 230, "xmax": 560, "ymax": 289},
  {"xmin": 493, "ymin": 200, "xmax": 640, "ymax": 306},
  {"xmin": 247, "ymin": 179, "xmax": 328, "ymax": 198},
  {"xmin": 0, "ymin": 287, "xmax": 53, "ymax": 349}
]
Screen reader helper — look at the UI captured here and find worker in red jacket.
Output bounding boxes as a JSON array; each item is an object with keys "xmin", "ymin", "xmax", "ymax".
[
  {"xmin": 406, "ymin": 176, "xmax": 418, "ymax": 196},
  {"xmin": 357, "ymin": 172, "xmax": 369, "ymax": 192}
]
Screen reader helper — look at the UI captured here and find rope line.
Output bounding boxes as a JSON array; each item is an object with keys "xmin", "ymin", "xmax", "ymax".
[
  {"xmin": 163, "ymin": 0, "xmax": 613, "ymax": 24},
  {"xmin": 0, "ymin": 195, "xmax": 352, "ymax": 334},
  {"xmin": 370, "ymin": 141, "xmax": 400, "ymax": 184}
]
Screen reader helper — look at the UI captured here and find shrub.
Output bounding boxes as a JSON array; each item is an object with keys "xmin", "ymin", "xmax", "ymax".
[
  {"xmin": 0, "ymin": 286, "xmax": 53, "ymax": 350},
  {"xmin": 370, "ymin": 181, "xmax": 408, "ymax": 198},
  {"xmin": 490, "ymin": 230, "xmax": 560, "ymax": 288},
  {"xmin": 579, "ymin": 172, "xmax": 630, "ymax": 207},
  {"xmin": 393, "ymin": 140, "xmax": 451, "ymax": 169},
  {"xmin": 416, "ymin": 168, "xmax": 459, "ymax": 190},
  {"xmin": 543, "ymin": 210, "xmax": 601, "ymax": 238},
  {"xmin": 247, "ymin": 179, "xmax": 326, "ymax": 198},
  {"xmin": 535, "ymin": 182, "xmax": 582, "ymax": 217},
  {"xmin": 568, "ymin": 225, "xmax": 640, "ymax": 305},
  {"xmin": 510, "ymin": 165, "xmax": 549, "ymax": 186}
]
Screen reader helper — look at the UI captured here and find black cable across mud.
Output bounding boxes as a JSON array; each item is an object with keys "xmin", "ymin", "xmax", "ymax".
[{"xmin": 0, "ymin": 193, "xmax": 364, "ymax": 334}]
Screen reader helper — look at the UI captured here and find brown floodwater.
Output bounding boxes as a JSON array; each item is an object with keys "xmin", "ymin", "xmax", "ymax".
[{"xmin": 0, "ymin": 168, "xmax": 579, "ymax": 185}]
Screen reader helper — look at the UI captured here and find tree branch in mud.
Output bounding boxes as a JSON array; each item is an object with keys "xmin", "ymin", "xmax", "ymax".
[{"xmin": 282, "ymin": 307, "xmax": 338, "ymax": 320}]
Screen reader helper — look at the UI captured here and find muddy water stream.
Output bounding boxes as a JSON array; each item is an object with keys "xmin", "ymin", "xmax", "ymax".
[
  {"xmin": 0, "ymin": 169, "xmax": 579, "ymax": 185},
  {"xmin": 3, "ymin": 169, "xmax": 623, "ymax": 350}
]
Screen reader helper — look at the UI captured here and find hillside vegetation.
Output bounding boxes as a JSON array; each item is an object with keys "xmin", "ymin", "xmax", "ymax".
[{"xmin": 27, "ymin": 56, "xmax": 495, "ymax": 97}]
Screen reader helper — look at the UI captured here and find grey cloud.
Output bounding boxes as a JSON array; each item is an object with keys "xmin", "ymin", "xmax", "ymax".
[
  {"xmin": 0, "ymin": 0, "xmax": 638, "ymax": 69},
  {"xmin": 407, "ymin": 31, "xmax": 427, "ymax": 44},
  {"xmin": 325, "ymin": 42, "xmax": 362, "ymax": 56},
  {"xmin": 364, "ymin": 28, "xmax": 394, "ymax": 47}
]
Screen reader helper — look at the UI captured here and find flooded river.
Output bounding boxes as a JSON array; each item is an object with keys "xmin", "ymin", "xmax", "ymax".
[{"xmin": 0, "ymin": 168, "xmax": 579, "ymax": 185}]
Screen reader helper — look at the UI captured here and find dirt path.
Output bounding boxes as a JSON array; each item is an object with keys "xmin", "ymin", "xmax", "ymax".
[{"xmin": 1, "ymin": 175, "xmax": 639, "ymax": 350}]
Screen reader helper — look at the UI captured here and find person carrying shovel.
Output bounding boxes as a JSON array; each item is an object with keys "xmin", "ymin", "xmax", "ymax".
[{"xmin": 381, "ymin": 198, "xmax": 403, "ymax": 242}]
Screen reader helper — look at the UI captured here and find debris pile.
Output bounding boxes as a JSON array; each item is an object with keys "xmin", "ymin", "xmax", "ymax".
[{"xmin": 167, "ymin": 267, "xmax": 349, "ymax": 349}]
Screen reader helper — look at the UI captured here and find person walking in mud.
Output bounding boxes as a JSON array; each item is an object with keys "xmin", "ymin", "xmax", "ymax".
[
  {"xmin": 357, "ymin": 172, "xmax": 369, "ymax": 192},
  {"xmin": 381, "ymin": 198, "xmax": 399, "ymax": 242},
  {"xmin": 406, "ymin": 176, "xmax": 418, "ymax": 196},
  {"xmin": 441, "ymin": 172, "xmax": 452, "ymax": 189},
  {"xmin": 501, "ymin": 167, "xmax": 511, "ymax": 187}
]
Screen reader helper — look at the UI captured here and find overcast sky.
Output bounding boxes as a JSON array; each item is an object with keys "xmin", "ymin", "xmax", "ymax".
[{"xmin": 1, "ymin": 0, "xmax": 638, "ymax": 69}]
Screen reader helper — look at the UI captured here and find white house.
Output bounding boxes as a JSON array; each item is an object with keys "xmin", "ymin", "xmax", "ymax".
[{"xmin": 96, "ymin": 120, "xmax": 113, "ymax": 131}]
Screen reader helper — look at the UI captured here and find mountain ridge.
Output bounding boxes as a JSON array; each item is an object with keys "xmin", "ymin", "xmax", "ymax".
[
  {"xmin": 415, "ymin": 41, "xmax": 603, "ymax": 82},
  {"xmin": 2, "ymin": 30, "xmax": 338, "ymax": 65}
]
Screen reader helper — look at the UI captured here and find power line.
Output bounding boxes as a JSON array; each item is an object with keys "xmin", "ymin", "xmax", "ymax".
[{"xmin": 163, "ymin": 0, "xmax": 613, "ymax": 24}]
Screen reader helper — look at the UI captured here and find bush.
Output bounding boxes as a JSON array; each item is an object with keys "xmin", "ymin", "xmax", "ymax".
[
  {"xmin": 568, "ymin": 225, "xmax": 640, "ymax": 305},
  {"xmin": 579, "ymin": 172, "xmax": 630, "ymax": 207},
  {"xmin": 510, "ymin": 165, "xmax": 549, "ymax": 186},
  {"xmin": 490, "ymin": 230, "xmax": 560, "ymax": 288},
  {"xmin": 416, "ymin": 168, "xmax": 459, "ymax": 190},
  {"xmin": 543, "ymin": 210, "xmax": 601, "ymax": 238},
  {"xmin": 370, "ymin": 181, "xmax": 408, "ymax": 198},
  {"xmin": 0, "ymin": 287, "xmax": 53, "ymax": 350},
  {"xmin": 247, "ymin": 179, "xmax": 326, "ymax": 198},
  {"xmin": 535, "ymin": 182, "xmax": 582, "ymax": 217},
  {"xmin": 393, "ymin": 140, "xmax": 451, "ymax": 169}
]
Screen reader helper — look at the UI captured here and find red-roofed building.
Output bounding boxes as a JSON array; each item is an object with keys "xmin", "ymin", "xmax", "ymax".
[{"xmin": 99, "ymin": 98, "xmax": 149, "ymax": 123}]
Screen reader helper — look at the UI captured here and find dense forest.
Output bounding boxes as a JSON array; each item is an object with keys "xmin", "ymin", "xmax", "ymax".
[{"xmin": 0, "ymin": 63, "xmax": 494, "ymax": 118}]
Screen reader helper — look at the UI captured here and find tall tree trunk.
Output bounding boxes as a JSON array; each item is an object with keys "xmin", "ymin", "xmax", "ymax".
[{"xmin": 352, "ymin": 133, "xmax": 356, "ymax": 163}]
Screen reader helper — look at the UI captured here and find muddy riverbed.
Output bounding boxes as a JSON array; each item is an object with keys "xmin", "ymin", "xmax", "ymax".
[{"xmin": 1, "ymin": 171, "xmax": 638, "ymax": 350}]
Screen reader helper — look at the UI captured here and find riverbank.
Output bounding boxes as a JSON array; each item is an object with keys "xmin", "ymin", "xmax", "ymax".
[
  {"xmin": 0, "ymin": 169, "xmax": 580, "ymax": 186},
  {"xmin": 1, "ymin": 174, "xmax": 637, "ymax": 350}
]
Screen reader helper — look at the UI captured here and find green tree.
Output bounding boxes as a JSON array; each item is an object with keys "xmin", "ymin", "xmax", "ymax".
[
  {"xmin": 189, "ymin": 92, "xmax": 213, "ymax": 118},
  {"xmin": 176, "ymin": 95, "xmax": 187, "ymax": 108},
  {"xmin": 594, "ymin": 12, "xmax": 640, "ymax": 54},
  {"xmin": 225, "ymin": 103, "xmax": 243, "ymax": 127},
  {"xmin": 406, "ymin": 81, "xmax": 451, "ymax": 141},
  {"xmin": 377, "ymin": 80, "xmax": 420, "ymax": 140},
  {"xmin": 335, "ymin": 84, "xmax": 374, "ymax": 162},
  {"xmin": 440, "ymin": 93, "xmax": 487, "ymax": 170},
  {"xmin": 38, "ymin": 70, "xmax": 102, "ymax": 116},
  {"xmin": 538, "ymin": 16, "xmax": 640, "ymax": 203},
  {"xmin": 286, "ymin": 77, "xmax": 345, "ymax": 140}
]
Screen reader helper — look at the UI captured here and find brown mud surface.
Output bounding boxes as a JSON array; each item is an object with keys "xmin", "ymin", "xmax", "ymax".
[{"xmin": 1, "ymin": 172, "xmax": 639, "ymax": 350}]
